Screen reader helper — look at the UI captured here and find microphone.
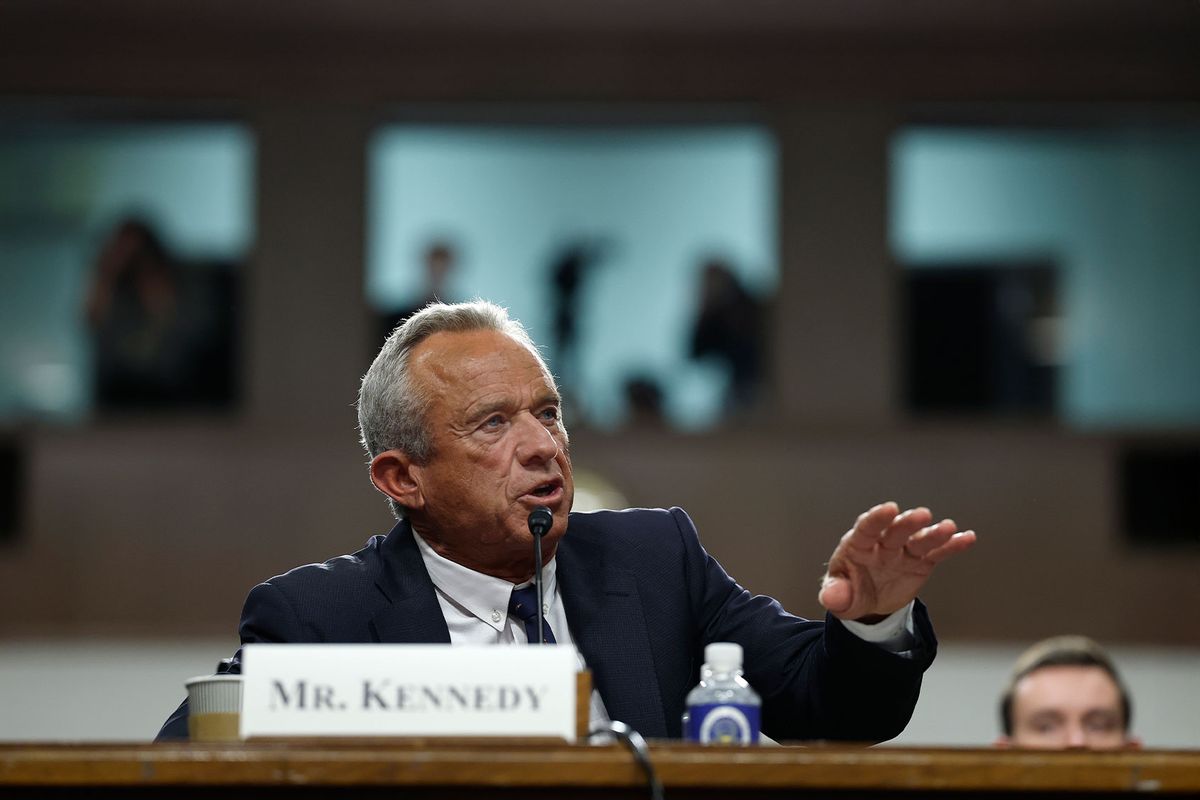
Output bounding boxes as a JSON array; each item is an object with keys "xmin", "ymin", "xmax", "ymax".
[
  {"xmin": 527, "ymin": 506, "xmax": 553, "ymax": 646},
  {"xmin": 528, "ymin": 506, "xmax": 553, "ymax": 538}
]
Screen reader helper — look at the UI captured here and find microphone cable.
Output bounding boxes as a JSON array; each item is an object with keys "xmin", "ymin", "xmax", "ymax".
[{"xmin": 589, "ymin": 720, "xmax": 663, "ymax": 800}]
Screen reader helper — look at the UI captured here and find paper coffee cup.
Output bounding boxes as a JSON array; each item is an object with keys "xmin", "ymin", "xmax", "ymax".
[{"xmin": 185, "ymin": 674, "xmax": 243, "ymax": 742}]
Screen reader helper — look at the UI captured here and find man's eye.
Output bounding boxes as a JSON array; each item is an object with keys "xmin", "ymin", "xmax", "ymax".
[
  {"xmin": 539, "ymin": 407, "xmax": 560, "ymax": 421},
  {"xmin": 1085, "ymin": 714, "xmax": 1120, "ymax": 733},
  {"xmin": 484, "ymin": 415, "xmax": 505, "ymax": 428},
  {"xmin": 1030, "ymin": 718, "xmax": 1061, "ymax": 734}
]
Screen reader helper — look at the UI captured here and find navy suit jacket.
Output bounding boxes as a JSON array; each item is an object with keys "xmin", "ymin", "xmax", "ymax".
[{"xmin": 157, "ymin": 507, "xmax": 935, "ymax": 742}]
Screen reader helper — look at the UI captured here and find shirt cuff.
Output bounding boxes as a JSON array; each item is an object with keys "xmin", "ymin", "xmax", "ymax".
[{"xmin": 837, "ymin": 601, "xmax": 916, "ymax": 655}]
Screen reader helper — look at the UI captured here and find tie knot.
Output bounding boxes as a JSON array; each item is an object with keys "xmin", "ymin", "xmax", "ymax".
[{"xmin": 508, "ymin": 585, "xmax": 541, "ymax": 623}]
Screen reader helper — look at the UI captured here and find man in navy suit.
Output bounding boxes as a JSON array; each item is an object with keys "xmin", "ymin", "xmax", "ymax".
[{"xmin": 157, "ymin": 300, "xmax": 975, "ymax": 742}]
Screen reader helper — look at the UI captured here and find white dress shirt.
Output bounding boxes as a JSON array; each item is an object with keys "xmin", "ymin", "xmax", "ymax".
[
  {"xmin": 412, "ymin": 529, "xmax": 916, "ymax": 732},
  {"xmin": 413, "ymin": 530, "xmax": 614, "ymax": 729}
]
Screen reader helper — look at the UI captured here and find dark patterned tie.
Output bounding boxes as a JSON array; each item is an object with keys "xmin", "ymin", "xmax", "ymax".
[{"xmin": 508, "ymin": 585, "xmax": 557, "ymax": 644}]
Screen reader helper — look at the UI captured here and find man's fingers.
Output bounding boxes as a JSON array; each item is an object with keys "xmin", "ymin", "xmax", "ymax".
[
  {"xmin": 901, "ymin": 519, "xmax": 958, "ymax": 557},
  {"xmin": 818, "ymin": 575, "xmax": 853, "ymax": 614},
  {"xmin": 921, "ymin": 530, "xmax": 977, "ymax": 564},
  {"xmin": 842, "ymin": 501, "xmax": 900, "ymax": 551},
  {"xmin": 878, "ymin": 507, "xmax": 933, "ymax": 550}
]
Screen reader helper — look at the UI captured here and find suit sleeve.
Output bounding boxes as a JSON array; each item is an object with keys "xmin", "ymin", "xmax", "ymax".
[
  {"xmin": 153, "ymin": 581, "xmax": 306, "ymax": 741},
  {"xmin": 670, "ymin": 506, "xmax": 935, "ymax": 743}
]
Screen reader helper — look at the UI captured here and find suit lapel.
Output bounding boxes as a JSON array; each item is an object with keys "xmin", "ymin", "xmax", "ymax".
[
  {"xmin": 369, "ymin": 520, "xmax": 452, "ymax": 644},
  {"xmin": 557, "ymin": 535, "xmax": 668, "ymax": 738},
  {"xmin": 365, "ymin": 519, "xmax": 669, "ymax": 736}
]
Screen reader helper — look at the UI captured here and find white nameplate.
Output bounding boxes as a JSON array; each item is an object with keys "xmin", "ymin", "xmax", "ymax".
[{"xmin": 239, "ymin": 644, "xmax": 578, "ymax": 741}]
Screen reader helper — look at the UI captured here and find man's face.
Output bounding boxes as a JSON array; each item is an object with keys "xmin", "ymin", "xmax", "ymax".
[
  {"xmin": 403, "ymin": 329, "xmax": 574, "ymax": 580},
  {"xmin": 1007, "ymin": 665, "xmax": 1133, "ymax": 750}
]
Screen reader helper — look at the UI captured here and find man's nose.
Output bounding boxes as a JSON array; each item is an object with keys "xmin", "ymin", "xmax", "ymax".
[
  {"xmin": 1064, "ymin": 724, "xmax": 1089, "ymax": 749},
  {"xmin": 515, "ymin": 413, "xmax": 560, "ymax": 464}
]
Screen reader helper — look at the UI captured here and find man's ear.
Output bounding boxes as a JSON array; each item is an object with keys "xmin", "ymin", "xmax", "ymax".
[
  {"xmin": 370, "ymin": 449, "xmax": 425, "ymax": 511},
  {"xmin": 993, "ymin": 735, "xmax": 1012, "ymax": 749},
  {"xmin": 1125, "ymin": 735, "xmax": 1143, "ymax": 750}
]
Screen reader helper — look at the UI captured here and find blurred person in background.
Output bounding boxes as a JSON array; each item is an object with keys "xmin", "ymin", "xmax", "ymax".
[
  {"xmin": 688, "ymin": 256, "xmax": 766, "ymax": 415},
  {"xmin": 996, "ymin": 635, "xmax": 1140, "ymax": 750},
  {"xmin": 85, "ymin": 218, "xmax": 237, "ymax": 411},
  {"xmin": 378, "ymin": 238, "xmax": 459, "ymax": 347},
  {"xmin": 548, "ymin": 237, "xmax": 611, "ymax": 395}
]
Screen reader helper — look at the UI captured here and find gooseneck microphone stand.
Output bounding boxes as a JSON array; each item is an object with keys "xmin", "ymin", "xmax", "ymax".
[{"xmin": 527, "ymin": 506, "xmax": 554, "ymax": 645}]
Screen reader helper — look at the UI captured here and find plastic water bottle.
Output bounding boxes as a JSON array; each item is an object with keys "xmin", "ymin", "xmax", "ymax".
[{"xmin": 683, "ymin": 642, "xmax": 761, "ymax": 744}]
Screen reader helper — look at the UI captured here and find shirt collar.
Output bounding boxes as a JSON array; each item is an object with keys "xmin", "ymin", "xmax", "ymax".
[{"xmin": 413, "ymin": 529, "xmax": 559, "ymax": 633}]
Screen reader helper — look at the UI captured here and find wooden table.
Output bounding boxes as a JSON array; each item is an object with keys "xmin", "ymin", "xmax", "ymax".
[{"xmin": 3, "ymin": 741, "xmax": 1200, "ymax": 798}]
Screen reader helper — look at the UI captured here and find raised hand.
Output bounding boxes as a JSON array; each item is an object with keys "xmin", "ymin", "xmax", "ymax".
[{"xmin": 818, "ymin": 502, "xmax": 976, "ymax": 622}]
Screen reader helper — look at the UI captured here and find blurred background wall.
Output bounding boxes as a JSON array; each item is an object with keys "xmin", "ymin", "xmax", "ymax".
[{"xmin": 0, "ymin": 0, "xmax": 1198, "ymax": 745}]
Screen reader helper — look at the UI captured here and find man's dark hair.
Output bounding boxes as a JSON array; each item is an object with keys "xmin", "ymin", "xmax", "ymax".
[{"xmin": 999, "ymin": 635, "xmax": 1132, "ymax": 736}]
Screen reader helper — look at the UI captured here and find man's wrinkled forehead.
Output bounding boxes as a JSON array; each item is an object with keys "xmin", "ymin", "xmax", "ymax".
[{"xmin": 410, "ymin": 328, "xmax": 557, "ymax": 392}]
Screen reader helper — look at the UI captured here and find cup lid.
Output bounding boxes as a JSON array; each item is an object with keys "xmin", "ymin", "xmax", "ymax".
[{"xmin": 185, "ymin": 674, "xmax": 243, "ymax": 687}]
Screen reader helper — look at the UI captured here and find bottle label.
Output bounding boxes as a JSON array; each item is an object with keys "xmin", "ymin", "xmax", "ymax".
[{"xmin": 685, "ymin": 703, "xmax": 760, "ymax": 744}]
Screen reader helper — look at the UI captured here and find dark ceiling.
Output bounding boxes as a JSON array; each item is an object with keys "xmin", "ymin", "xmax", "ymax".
[{"xmin": 2, "ymin": 0, "xmax": 1198, "ymax": 42}]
